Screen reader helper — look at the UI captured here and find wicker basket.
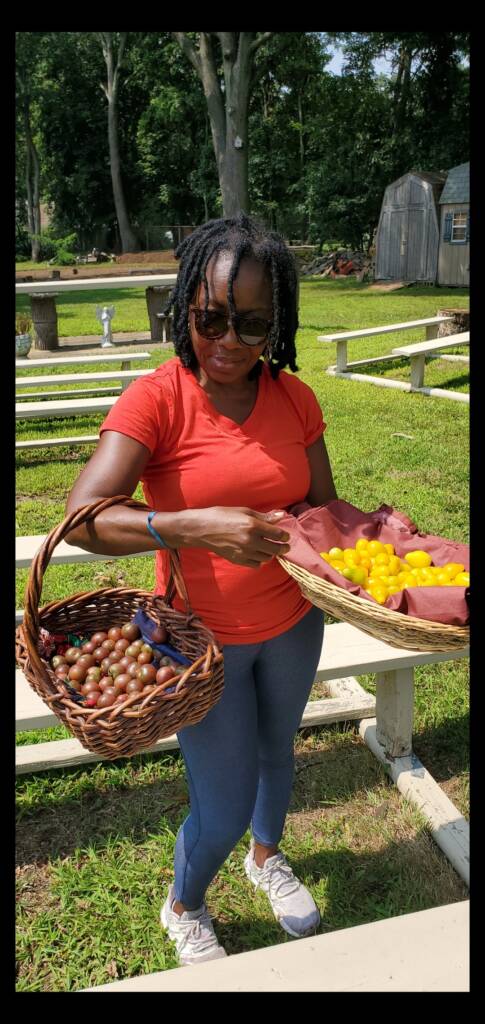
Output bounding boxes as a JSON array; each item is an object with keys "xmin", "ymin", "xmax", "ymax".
[
  {"xmin": 277, "ymin": 557, "xmax": 469, "ymax": 653},
  {"xmin": 16, "ymin": 495, "xmax": 224, "ymax": 759}
]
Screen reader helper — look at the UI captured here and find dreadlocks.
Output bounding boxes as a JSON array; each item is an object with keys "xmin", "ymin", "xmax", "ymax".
[{"xmin": 163, "ymin": 214, "xmax": 300, "ymax": 380}]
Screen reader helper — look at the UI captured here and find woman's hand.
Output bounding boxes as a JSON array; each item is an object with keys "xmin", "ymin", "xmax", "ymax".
[{"xmin": 182, "ymin": 506, "xmax": 291, "ymax": 569}]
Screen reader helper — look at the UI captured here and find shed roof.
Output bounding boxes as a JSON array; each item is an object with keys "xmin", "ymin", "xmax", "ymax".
[{"xmin": 439, "ymin": 162, "xmax": 469, "ymax": 204}]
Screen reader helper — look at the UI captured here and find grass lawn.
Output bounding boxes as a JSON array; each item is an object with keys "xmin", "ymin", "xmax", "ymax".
[{"xmin": 16, "ymin": 278, "xmax": 469, "ymax": 991}]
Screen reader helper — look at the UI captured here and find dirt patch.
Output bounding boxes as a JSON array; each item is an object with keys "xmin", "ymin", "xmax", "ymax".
[{"xmin": 367, "ymin": 280, "xmax": 415, "ymax": 292}]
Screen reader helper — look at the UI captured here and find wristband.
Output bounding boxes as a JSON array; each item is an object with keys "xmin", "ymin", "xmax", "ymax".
[{"xmin": 146, "ymin": 510, "xmax": 170, "ymax": 550}]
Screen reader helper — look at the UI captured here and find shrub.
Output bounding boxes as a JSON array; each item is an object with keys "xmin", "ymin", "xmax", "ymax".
[{"xmin": 32, "ymin": 231, "xmax": 79, "ymax": 264}]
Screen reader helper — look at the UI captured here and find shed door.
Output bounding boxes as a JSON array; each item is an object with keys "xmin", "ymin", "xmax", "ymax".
[
  {"xmin": 387, "ymin": 210, "xmax": 408, "ymax": 279},
  {"xmin": 406, "ymin": 209, "xmax": 426, "ymax": 280}
]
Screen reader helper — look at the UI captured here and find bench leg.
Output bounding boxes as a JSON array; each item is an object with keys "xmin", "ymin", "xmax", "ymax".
[
  {"xmin": 336, "ymin": 340, "xmax": 348, "ymax": 373},
  {"xmin": 375, "ymin": 668, "xmax": 414, "ymax": 758},
  {"xmin": 120, "ymin": 360, "xmax": 131, "ymax": 390},
  {"xmin": 410, "ymin": 353, "xmax": 426, "ymax": 389}
]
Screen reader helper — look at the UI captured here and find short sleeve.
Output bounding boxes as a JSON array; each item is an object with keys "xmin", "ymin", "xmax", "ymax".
[
  {"xmin": 100, "ymin": 374, "xmax": 172, "ymax": 455},
  {"xmin": 301, "ymin": 383, "xmax": 326, "ymax": 446}
]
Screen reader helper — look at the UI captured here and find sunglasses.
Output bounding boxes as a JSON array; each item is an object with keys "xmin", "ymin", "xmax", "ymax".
[{"xmin": 190, "ymin": 306, "xmax": 272, "ymax": 347}]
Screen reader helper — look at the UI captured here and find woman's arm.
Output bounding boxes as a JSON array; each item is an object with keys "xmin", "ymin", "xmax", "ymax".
[
  {"xmin": 65, "ymin": 430, "xmax": 292, "ymax": 567},
  {"xmin": 305, "ymin": 435, "xmax": 337, "ymax": 507}
]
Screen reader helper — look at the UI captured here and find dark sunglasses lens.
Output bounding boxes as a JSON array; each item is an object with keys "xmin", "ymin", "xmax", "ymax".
[
  {"xmin": 238, "ymin": 319, "xmax": 269, "ymax": 345},
  {"xmin": 195, "ymin": 311, "xmax": 226, "ymax": 338}
]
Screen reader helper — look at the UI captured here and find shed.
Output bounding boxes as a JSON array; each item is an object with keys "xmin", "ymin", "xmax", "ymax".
[
  {"xmin": 437, "ymin": 162, "xmax": 469, "ymax": 287},
  {"xmin": 374, "ymin": 171, "xmax": 446, "ymax": 284}
]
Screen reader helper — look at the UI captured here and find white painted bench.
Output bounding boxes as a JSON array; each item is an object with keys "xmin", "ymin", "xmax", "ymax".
[
  {"xmin": 318, "ymin": 316, "xmax": 454, "ymax": 373},
  {"xmin": 16, "ymin": 354, "xmax": 152, "ymax": 448},
  {"xmin": 391, "ymin": 331, "xmax": 469, "ymax": 389},
  {"xmin": 16, "ymin": 368, "xmax": 151, "ymax": 401},
  {"xmin": 16, "ymin": 394, "xmax": 118, "ymax": 420},
  {"xmin": 16, "ymin": 352, "xmax": 151, "ymax": 369},
  {"xmin": 81, "ymin": 900, "xmax": 469, "ymax": 991},
  {"xmin": 15, "ymin": 532, "xmax": 469, "ymax": 884}
]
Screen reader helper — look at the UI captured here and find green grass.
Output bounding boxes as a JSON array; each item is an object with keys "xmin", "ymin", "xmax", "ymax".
[{"xmin": 16, "ymin": 278, "xmax": 469, "ymax": 991}]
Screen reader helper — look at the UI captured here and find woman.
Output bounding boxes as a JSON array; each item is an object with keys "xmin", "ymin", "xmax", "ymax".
[{"xmin": 65, "ymin": 215, "xmax": 337, "ymax": 966}]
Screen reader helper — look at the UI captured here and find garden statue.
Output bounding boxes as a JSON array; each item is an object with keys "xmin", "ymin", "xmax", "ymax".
[{"xmin": 96, "ymin": 305, "xmax": 115, "ymax": 347}]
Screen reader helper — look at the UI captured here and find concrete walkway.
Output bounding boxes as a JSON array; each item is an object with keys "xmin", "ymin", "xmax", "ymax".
[
  {"xmin": 27, "ymin": 333, "xmax": 172, "ymax": 360},
  {"xmin": 83, "ymin": 900, "xmax": 469, "ymax": 993}
]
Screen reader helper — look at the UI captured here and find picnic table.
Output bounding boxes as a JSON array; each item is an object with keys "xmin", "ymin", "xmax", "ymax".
[{"xmin": 16, "ymin": 274, "xmax": 177, "ymax": 349}]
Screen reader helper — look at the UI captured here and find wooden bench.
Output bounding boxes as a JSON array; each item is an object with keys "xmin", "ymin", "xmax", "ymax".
[
  {"xmin": 317, "ymin": 316, "xmax": 454, "ymax": 373},
  {"xmin": 391, "ymin": 331, "xmax": 469, "ymax": 389},
  {"xmin": 16, "ymin": 368, "xmax": 151, "ymax": 401},
  {"xmin": 81, "ymin": 900, "xmax": 469, "ymax": 991},
  {"xmin": 15, "ymin": 531, "xmax": 469, "ymax": 885}
]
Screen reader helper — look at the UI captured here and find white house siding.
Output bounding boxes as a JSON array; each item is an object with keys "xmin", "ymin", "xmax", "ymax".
[{"xmin": 438, "ymin": 204, "xmax": 470, "ymax": 287}]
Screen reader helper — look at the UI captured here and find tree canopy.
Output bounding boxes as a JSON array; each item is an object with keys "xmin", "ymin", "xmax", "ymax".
[{"xmin": 15, "ymin": 30, "xmax": 469, "ymax": 256}]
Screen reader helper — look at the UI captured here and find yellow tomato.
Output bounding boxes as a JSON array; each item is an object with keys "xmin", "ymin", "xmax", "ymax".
[
  {"xmin": 355, "ymin": 538, "xmax": 369, "ymax": 552},
  {"xmin": 442, "ymin": 562, "xmax": 465, "ymax": 579},
  {"xmin": 328, "ymin": 547, "xmax": 344, "ymax": 560},
  {"xmin": 454, "ymin": 572, "xmax": 470, "ymax": 586},
  {"xmin": 435, "ymin": 571, "xmax": 451, "ymax": 585},
  {"xmin": 320, "ymin": 552, "xmax": 332, "ymax": 562},
  {"xmin": 383, "ymin": 543, "xmax": 395, "ymax": 556},
  {"xmin": 386, "ymin": 575, "xmax": 399, "ymax": 587},
  {"xmin": 405, "ymin": 550, "xmax": 433, "ymax": 569},
  {"xmin": 359, "ymin": 555, "xmax": 372, "ymax": 570},
  {"xmin": 330, "ymin": 560, "xmax": 345, "ymax": 572},
  {"xmin": 341, "ymin": 567, "xmax": 354, "ymax": 580},
  {"xmin": 387, "ymin": 584, "xmax": 400, "ymax": 595},
  {"xmin": 370, "ymin": 563, "xmax": 390, "ymax": 579},
  {"xmin": 409, "ymin": 568, "xmax": 421, "ymax": 578},
  {"xmin": 343, "ymin": 548, "xmax": 361, "ymax": 566},
  {"xmin": 367, "ymin": 540, "xmax": 384, "ymax": 557},
  {"xmin": 388, "ymin": 556, "xmax": 401, "ymax": 576},
  {"xmin": 350, "ymin": 566, "xmax": 368, "ymax": 586},
  {"xmin": 374, "ymin": 552, "xmax": 390, "ymax": 566},
  {"xmin": 368, "ymin": 584, "xmax": 388, "ymax": 604}
]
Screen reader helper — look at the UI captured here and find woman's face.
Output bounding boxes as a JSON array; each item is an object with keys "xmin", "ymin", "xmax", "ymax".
[{"xmin": 189, "ymin": 252, "xmax": 273, "ymax": 386}]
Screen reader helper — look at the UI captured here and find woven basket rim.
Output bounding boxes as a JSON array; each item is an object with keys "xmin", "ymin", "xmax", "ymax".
[{"xmin": 277, "ymin": 556, "xmax": 469, "ymax": 638}]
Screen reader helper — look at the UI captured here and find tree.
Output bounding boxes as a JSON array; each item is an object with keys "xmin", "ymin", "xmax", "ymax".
[
  {"xmin": 97, "ymin": 32, "xmax": 141, "ymax": 251},
  {"xmin": 16, "ymin": 33, "xmax": 44, "ymax": 261},
  {"xmin": 172, "ymin": 32, "xmax": 273, "ymax": 216}
]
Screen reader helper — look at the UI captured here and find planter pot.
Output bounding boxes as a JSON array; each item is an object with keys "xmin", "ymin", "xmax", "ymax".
[{"xmin": 16, "ymin": 333, "xmax": 32, "ymax": 358}]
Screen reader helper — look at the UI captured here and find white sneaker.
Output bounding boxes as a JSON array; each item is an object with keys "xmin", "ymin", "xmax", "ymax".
[
  {"xmin": 160, "ymin": 884, "xmax": 227, "ymax": 966},
  {"xmin": 244, "ymin": 841, "xmax": 320, "ymax": 938}
]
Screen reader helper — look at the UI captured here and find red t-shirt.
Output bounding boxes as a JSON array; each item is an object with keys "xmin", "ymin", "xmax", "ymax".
[{"xmin": 100, "ymin": 357, "xmax": 326, "ymax": 644}]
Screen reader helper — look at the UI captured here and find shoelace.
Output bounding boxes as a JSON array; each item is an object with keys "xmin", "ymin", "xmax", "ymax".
[
  {"xmin": 174, "ymin": 907, "xmax": 220, "ymax": 954},
  {"xmin": 255, "ymin": 855, "xmax": 301, "ymax": 900}
]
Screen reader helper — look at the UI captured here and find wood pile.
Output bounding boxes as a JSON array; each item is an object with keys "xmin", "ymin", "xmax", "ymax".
[{"xmin": 300, "ymin": 249, "xmax": 374, "ymax": 281}]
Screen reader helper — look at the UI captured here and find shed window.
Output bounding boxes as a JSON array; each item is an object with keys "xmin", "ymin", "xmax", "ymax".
[{"xmin": 451, "ymin": 212, "xmax": 467, "ymax": 242}]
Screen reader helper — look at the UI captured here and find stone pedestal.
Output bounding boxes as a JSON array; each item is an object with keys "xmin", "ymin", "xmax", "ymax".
[
  {"xmin": 30, "ymin": 294, "xmax": 59, "ymax": 350},
  {"xmin": 145, "ymin": 286, "xmax": 173, "ymax": 341},
  {"xmin": 437, "ymin": 308, "xmax": 470, "ymax": 337}
]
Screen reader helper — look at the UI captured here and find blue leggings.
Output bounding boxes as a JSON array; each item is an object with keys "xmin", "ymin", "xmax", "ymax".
[{"xmin": 173, "ymin": 604, "xmax": 325, "ymax": 908}]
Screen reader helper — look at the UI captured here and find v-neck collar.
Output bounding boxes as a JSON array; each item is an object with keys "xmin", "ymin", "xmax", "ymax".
[{"xmin": 185, "ymin": 362, "xmax": 267, "ymax": 434}]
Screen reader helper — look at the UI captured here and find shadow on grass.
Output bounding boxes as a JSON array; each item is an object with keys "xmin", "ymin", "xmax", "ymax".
[{"xmin": 15, "ymin": 712, "xmax": 468, "ymax": 869}]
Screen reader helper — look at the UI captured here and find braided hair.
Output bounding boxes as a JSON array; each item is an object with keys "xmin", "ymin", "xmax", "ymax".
[{"xmin": 164, "ymin": 214, "xmax": 300, "ymax": 380}]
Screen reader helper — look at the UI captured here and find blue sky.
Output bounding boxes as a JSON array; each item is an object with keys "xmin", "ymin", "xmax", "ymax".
[{"xmin": 326, "ymin": 45, "xmax": 394, "ymax": 77}]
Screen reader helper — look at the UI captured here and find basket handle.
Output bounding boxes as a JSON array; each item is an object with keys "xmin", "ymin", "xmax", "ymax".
[{"xmin": 22, "ymin": 495, "xmax": 194, "ymax": 669}]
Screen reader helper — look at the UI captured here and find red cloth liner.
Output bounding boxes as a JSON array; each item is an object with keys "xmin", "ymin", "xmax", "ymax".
[{"xmin": 277, "ymin": 500, "xmax": 469, "ymax": 627}]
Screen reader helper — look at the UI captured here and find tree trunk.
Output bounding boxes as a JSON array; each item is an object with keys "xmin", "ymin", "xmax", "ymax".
[
  {"xmin": 173, "ymin": 32, "xmax": 272, "ymax": 219},
  {"xmin": 100, "ymin": 33, "xmax": 140, "ymax": 253},
  {"xmin": 23, "ymin": 99, "xmax": 41, "ymax": 262}
]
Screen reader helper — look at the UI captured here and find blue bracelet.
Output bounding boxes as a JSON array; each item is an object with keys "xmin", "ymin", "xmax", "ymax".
[{"xmin": 146, "ymin": 510, "xmax": 170, "ymax": 550}]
